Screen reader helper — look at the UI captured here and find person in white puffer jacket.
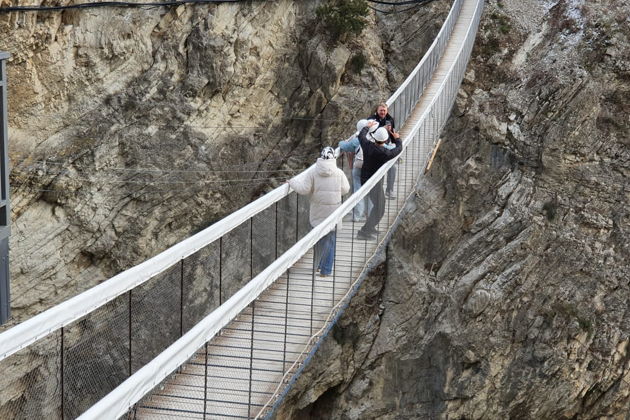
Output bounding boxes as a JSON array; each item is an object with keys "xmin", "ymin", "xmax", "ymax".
[{"xmin": 288, "ymin": 146, "xmax": 350, "ymax": 277}]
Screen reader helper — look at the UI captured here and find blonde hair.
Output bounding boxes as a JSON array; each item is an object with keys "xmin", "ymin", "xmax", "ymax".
[{"xmin": 375, "ymin": 102, "xmax": 388, "ymax": 113}]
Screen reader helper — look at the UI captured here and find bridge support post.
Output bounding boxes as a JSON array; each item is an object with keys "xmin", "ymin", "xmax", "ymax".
[
  {"xmin": 0, "ymin": 238, "xmax": 8, "ymax": 324},
  {"xmin": 0, "ymin": 51, "xmax": 10, "ymax": 325}
]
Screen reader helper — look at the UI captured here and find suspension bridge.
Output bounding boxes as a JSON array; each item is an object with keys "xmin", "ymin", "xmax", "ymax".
[{"xmin": 0, "ymin": 0, "xmax": 483, "ymax": 418}]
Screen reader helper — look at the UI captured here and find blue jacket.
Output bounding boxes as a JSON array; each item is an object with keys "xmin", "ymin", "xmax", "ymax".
[{"xmin": 338, "ymin": 135, "xmax": 360, "ymax": 154}]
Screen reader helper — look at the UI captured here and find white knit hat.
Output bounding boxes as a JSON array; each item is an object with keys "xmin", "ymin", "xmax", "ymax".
[
  {"xmin": 356, "ymin": 119, "xmax": 370, "ymax": 132},
  {"xmin": 371, "ymin": 127, "xmax": 389, "ymax": 143},
  {"xmin": 320, "ymin": 146, "xmax": 336, "ymax": 160}
]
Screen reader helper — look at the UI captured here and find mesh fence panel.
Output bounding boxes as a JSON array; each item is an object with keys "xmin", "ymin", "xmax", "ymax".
[
  {"xmin": 0, "ymin": 331, "xmax": 62, "ymax": 419},
  {"xmin": 220, "ymin": 222, "xmax": 253, "ymax": 304},
  {"xmin": 296, "ymin": 192, "xmax": 311, "ymax": 242},
  {"xmin": 275, "ymin": 193, "xmax": 299, "ymax": 257},
  {"xmin": 131, "ymin": 264, "xmax": 182, "ymax": 373},
  {"xmin": 63, "ymin": 295, "xmax": 130, "ymax": 418},
  {"xmin": 182, "ymin": 241, "xmax": 221, "ymax": 333},
  {"xmin": 252, "ymin": 205, "xmax": 278, "ymax": 279}
]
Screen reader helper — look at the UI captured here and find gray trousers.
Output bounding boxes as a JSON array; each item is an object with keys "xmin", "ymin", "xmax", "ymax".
[{"xmin": 360, "ymin": 179, "xmax": 385, "ymax": 234}]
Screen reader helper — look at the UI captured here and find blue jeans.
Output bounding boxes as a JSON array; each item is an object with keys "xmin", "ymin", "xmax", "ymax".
[
  {"xmin": 352, "ymin": 167, "xmax": 372, "ymax": 219},
  {"xmin": 315, "ymin": 231, "xmax": 336, "ymax": 275}
]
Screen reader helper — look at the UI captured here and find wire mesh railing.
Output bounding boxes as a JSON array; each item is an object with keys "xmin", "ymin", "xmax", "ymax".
[{"xmin": 0, "ymin": 0, "xmax": 484, "ymax": 417}]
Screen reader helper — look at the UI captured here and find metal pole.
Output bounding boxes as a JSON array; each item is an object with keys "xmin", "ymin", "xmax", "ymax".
[
  {"xmin": 416, "ymin": 71, "xmax": 420, "ymax": 108},
  {"xmin": 364, "ymin": 196, "xmax": 368, "ymax": 262},
  {"xmin": 247, "ymin": 301, "xmax": 255, "ymax": 419},
  {"xmin": 0, "ymin": 52, "xmax": 11, "ymax": 325},
  {"xmin": 0, "ymin": 238, "xmax": 8, "ymax": 324},
  {"xmin": 60, "ymin": 327, "xmax": 65, "ymax": 420},
  {"xmin": 383, "ymin": 177, "xmax": 389, "ymax": 241},
  {"xmin": 404, "ymin": 147, "xmax": 409, "ymax": 198},
  {"xmin": 411, "ymin": 133, "xmax": 416, "ymax": 186},
  {"xmin": 275, "ymin": 202, "xmax": 279, "ymax": 260},
  {"xmin": 422, "ymin": 118, "xmax": 426, "ymax": 168},
  {"xmin": 180, "ymin": 259, "xmax": 184, "ymax": 336},
  {"xmin": 310, "ymin": 244, "xmax": 315, "ymax": 336},
  {"xmin": 349, "ymin": 216, "xmax": 355, "ymax": 303},
  {"xmin": 203, "ymin": 342, "xmax": 208, "ymax": 420},
  {"xmin": 414, "ymin": 125, "xmax": 419, "ymax": 177},
  {"xmin": 425, "ymin": 116, "xmax": 430, "ymax": 163},
  {"xmin": 278, "ymin": 199, "xmax": 289, "ymax": 373},
  {"xmin": 295, "ymin": 193, "xmax": 299, "ymax": 244},
  {"xmin": 128, "ymin": 291, "xmax": 132, "ymax": 375},
  {"xmin": 332, "ymin": 226, "xmax": 337, "ymax": 309},
  {"xmin": 283, "ymin": 269, "xmax": 289, "ymax": 373},
  {"xmin": 397, "ymin": 157, "xmax": 403, "ymax": 205},
  {"xmin": 219, "ymin": 237, "xmax": 223, "ymax": 305}
]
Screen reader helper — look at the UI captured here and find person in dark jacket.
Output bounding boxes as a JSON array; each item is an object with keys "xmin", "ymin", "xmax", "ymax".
[
  {"xmin": 368, "ymin": 103, "xmax": 398, "ymax": 199},
  {"xmin": 369, "ymin": 102, "xmax": 396, "ymax": 134},
  {"xmin": 356, "ymin": 120, "xmax": 402, "ymax": 240}
]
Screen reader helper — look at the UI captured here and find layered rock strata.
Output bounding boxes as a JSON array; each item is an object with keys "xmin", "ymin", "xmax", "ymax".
[{"xmin": 274, "ymin": 0, "xmax": 630, "ymax": 418}]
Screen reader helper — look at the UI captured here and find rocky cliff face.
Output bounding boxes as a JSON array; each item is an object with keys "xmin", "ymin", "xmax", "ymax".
[
  {"xmin": 0, "ymin": 0, "xmax": 446, "ymax": 324},
  {"xmin": 3, "ymin": 0, "xmax": 627, "ymax": 417},
  {"xmin": 274, "ymin": 0, "xmax": 630, "ymax": 418}
]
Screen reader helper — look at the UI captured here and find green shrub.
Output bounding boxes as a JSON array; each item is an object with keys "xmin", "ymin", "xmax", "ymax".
[
  {"xmin": 316, "ymin": 0, "xmax": 369, "ymax": 42},
  {"xmin": 349, "ymin": 52, "xmax": 367, "ymax": 74},
  {"xmin": 542, "ymin": 200, "xmax": 558, "ymax": 221},
  {"xmin": 490, "ymin": 11, "xmax": 511, "ymax": 35}
]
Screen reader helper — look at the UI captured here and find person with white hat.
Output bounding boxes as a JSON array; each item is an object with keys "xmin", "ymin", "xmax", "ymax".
[
  {"xmin": 288, "ymin": 146, "xmax": 350, "ymax": 276},
  {"xmin": 356, "ymin": 121, "xmax": 402, "ymax": 240},
  {"xmin": 338, "ymin": 119, "xmax": 377, "ymax": 222}
]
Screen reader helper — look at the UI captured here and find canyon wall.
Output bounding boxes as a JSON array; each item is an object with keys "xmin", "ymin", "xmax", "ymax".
[{"xmin": 274, "ymin": 0, "xmax": 630, "ymax": 418}]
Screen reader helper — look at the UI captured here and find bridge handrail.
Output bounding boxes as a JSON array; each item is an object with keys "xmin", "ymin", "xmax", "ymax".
[
  {"xmin": 79, "ymin": 0, "xmax": 484, "ymax": 417},
  {"xmin": 386, "ymin": 0, "xmax": 463, "ymax": 127}
]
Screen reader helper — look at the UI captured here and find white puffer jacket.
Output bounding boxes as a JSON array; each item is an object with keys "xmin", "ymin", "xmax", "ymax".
[{"xmin": 289, "ymin": 158, "xmax": 350, "ymax": 229}]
